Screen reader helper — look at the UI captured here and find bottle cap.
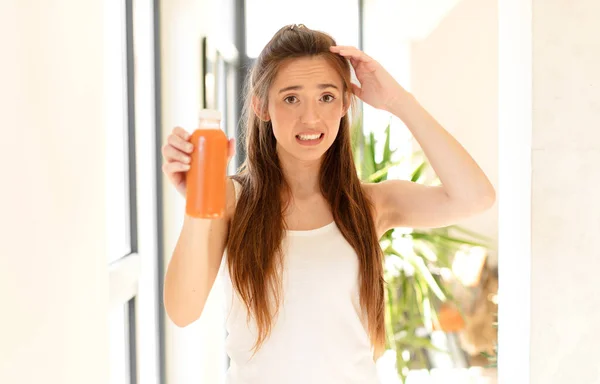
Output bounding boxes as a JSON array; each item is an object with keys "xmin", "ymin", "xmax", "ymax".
[{"xmin": 199, "ymin": 109, "xmax": 222, "ymax": 121}]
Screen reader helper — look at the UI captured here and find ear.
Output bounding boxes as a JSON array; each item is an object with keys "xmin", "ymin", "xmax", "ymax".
[
  {"xmin": 342, "ymin": 101, "xmax": 350, "ymax": 117},
  {"xmin": 341, "ymin": 92, "xmax": 351, "ymax": 117},
  {"xmin": 251, "ymin": 95, "xmax": 271, "ymax": 122}
]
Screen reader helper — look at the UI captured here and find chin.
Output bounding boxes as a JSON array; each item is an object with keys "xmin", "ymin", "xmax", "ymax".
[
  {"xmin": 293, "ymin": 149, "xmax": 327, "ymax": 162},
  {"xmin": 278, "ymin": 139, "xmax": 333, "ymax": 163}
]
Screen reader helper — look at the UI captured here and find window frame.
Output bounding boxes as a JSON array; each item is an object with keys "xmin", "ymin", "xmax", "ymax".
[{"xmin": 107, "ymin": 1, "xmax": 164, "ymax": 383}]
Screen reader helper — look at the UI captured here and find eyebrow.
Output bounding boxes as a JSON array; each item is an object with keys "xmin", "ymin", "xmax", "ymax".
[{"xmin": 278, "ymin": 83, "xmax": 339, "ymax": 94}]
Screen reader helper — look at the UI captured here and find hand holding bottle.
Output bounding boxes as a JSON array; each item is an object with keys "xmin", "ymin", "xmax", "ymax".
[{"xmin": 161, "ymin": 126, "xmax": 235, "ymax": 199}]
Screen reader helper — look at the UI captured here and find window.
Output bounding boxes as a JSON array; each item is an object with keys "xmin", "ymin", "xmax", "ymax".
[
  {"xmin": 105, "ymin": 1, "xmax": 162, "ymax": 383},
  {"xmin": 109, "ymin": 301, "xmax": 135, "ymax": 384},
  {"xmin": 106, "ymin": 0, "xmax": 134, "ymax": 264},
  {"xmin": 202, "ymin": 36, "xmax": 240, "ymax": 175}
]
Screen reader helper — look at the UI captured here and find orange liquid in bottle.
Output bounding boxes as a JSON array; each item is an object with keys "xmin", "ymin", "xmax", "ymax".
[{"xmin": 185, "ymin": 111, "xmax": 228, "ymax": 218}]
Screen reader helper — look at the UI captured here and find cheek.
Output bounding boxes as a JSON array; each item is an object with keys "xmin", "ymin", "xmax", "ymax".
[
  {"xmin": 324, "ymin": 106, "xmax": 343, "ymax": 133},
  {"xmin": 326, "ymin": 122, "xmax": 341, "ymax": 142},
  {"xmin": 325, "ymin": 108, "xmax": 344, "ymax": 123},
  {"xmin": 269, "ymin": 105, "xmax": 292, "ymax": 140},
  {"xmin": 270, "ymin": 103, "xmax": 290, "ymax": 120},
  {"xmin": 329, "ymin": 100, "xmax": 347, "ymax": 121}
]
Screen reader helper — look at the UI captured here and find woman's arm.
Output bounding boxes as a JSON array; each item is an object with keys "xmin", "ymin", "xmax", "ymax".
[
  {"xmin": 330, "ymin": 45, "xmax": 495, "ymax": 231},
  {"xmin": 373, "ymin": 91, "xmax": 496, "ymax": 231},
  {"xmin": 163, "ymin": 178, "xmax": 237, "ymax": 327}
]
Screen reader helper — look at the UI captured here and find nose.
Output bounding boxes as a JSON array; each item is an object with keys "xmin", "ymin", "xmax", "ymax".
[{"xmin": 299, "ymin": 100, "xmax": 320, "ymax": 125}]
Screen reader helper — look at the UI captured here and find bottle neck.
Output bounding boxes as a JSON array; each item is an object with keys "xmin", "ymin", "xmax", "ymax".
[{"xmin": 198, "ymin": 118, "xmax": 221, "ymax": 129}]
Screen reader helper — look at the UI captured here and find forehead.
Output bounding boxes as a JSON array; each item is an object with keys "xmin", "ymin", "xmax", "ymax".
[{"xmin": 271, "ymin": 56, "xmax": 343, "ymax": 89}]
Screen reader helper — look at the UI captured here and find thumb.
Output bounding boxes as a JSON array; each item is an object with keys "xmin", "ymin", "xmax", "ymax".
[
  {"xmin": 227, "ymin": 138, "xmax": 236, "ymax": 161},
  {"xmin": 351, "ymin": 83, "xmax": 362, "ymax": 98}
]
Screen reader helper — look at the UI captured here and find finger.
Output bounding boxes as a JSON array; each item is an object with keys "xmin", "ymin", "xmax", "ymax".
[
  {"xmin": 351, "ymin": 83, "xmax": 362, "ymax": 97},
  {"xmin": 330, "ymin": 46, "xmax": 376, "ymax": 71},
  {"xmin": 329, "ymin": 45, "xmax": 359, "ymax": 51},
  {"xmin": 163, "ymin": 144, "xmax": 191, "ymax": 164},
  {"xmin": 162, "ymin": 161, "xmax": 190, "ymax": 175},
  {"xmin": 343, "ymin": 52, "xmax": 378, "ymax": 73},
  {"xmin": 331, "ymin": 45, "xmax": 373, "ymax": 62},
  {"xmin": 172, "ymin": 126, "xmax": 191, "ymax": 140},
  {"xmin": 338, "ymin": 49, "xmax": 373, "ymax": 63},
  {"xmin": 227, "ymin": 138, "xmax": 236, "ymax": 160},
  {"xmin": 168, "ymin": 133, "xmax": 194, "ymax": 154},
  {"xmin": 330, "ymin": 45, "xmax": 365, "ymax": 56}
]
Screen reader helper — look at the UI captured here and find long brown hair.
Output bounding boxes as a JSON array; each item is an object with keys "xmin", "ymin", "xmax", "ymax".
[{"xmin": 226, "ymin": 24, "xmax": 386, "ymax": 360}]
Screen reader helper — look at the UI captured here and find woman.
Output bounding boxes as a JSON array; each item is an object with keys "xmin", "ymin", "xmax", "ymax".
[{"xmin": 162, "ymin": 24, "xmax": 495, "ymax": 384}]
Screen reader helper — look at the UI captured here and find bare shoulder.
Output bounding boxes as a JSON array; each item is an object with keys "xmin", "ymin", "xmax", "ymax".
[
  {"xmin": 360, "ymin": 181, "xmax": 380, "ymax": 203},
  {"xmin": 361, "ymin": 179, "xmax": 411, "ymax": 204},
  {"xmin": 360, "ymin": 179, "xmax": 443, "ymax": 232},
  {"xmin": 361, "ymin": 178, "xmax": 494, "ymax": 231},
  {"xmin": 360, "ymin": 181, "xmax": 386, "ymax": 235},
  {"xmin": 225, "ymin": 176, "xmax": 238, "ymax": 222}
]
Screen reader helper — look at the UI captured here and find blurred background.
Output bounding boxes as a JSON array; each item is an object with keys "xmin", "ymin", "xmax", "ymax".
[{"xmin": 2, "ymin": 0, "xmax": 599, "ymax": 383}]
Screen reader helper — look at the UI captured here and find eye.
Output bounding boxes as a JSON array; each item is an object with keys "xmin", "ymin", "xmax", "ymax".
[
  {"xmin": 284, "ymin": 96, "xmax": 298, "ymax": 104},
  {"xmin": 322, "ymin": 94, "xmax": 336, "ymax": 103}
]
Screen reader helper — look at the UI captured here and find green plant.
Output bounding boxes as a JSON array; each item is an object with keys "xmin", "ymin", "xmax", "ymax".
[
  {"xmin": 482, "ymin": 313, "xmax": 498, "ymax": 368},
  {"xmin": 351, "ymin": 117, "xmax": 492, "ymax": 381}
]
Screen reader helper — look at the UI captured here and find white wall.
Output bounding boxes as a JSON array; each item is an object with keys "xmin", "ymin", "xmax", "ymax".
[
  {"xmin": 0, "ymin": 1, "xmax": 109, "ymax": 383},
  {"xmin": 499, "ymin": 1, "xmax": 600, "ymax": 383},
  {"xmin": 410, "ymin": 0, "xmax": 499, "ymax": 262},
  {"xmin": 528, "ymin": 1, "xmax": 600, "ymax": 382},
  {"xmin": 497, "ymin": 0, "xmax": 532, "ymax": 381}
]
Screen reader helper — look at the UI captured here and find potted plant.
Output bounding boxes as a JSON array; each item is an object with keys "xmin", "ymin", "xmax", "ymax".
[{"xmin": 351, "ymin": 117, "xmax": 493, "ymax": 381}]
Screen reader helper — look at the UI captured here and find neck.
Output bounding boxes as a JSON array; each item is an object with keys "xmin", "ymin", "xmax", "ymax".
[{"xmin": 277, "ymin": 147, "xmax": 322, "ymax": 199}]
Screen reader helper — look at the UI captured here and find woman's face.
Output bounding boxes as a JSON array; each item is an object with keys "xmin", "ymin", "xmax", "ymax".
[{"xmin": 265, "ymin": 56, "xmax": 348, "ymax": 163}]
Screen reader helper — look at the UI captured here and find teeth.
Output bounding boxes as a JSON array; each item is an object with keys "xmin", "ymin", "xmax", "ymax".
[{"xmin": 297, "ymin": 134, "xmax": 321, "ymax": 140}]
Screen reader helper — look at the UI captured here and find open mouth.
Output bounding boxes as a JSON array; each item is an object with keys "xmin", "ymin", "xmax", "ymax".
[
  {"xmin": 295, "ymin": 132, "xmax": 324, "ymax": 143},
  {"xmin": 295, "ymin": 132, "xmax": 324, "ymax": 146}
]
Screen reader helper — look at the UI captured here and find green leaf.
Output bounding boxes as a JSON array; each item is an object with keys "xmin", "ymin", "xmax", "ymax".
[
  {"xmin": 411, "ymin": 161, "xmax": 427, "ymax": 182},
  {"xmin": 410, "ymin": 231, "xmax": 488, "ymax": 248},
  {"xmin": 350, "ymin": 115, "xmax": 363, "ymax": 153},
  {"xmin": 413, "ymin": 278, "xmax": 424, "ymax": 319},
  {"xmin": 412, "ymin": 241, "xmax": 439, "ymax": 263},
  {"xmin": 408, "ymin": 255, "xmax": 447, "ymax": 301},
  {"xmin": 362, "ymin": 131, "xmax": 377, "ymax": 178},
  {"xmin": 433, "ymin": 233, "xmax": 489, "ymax": 248},
  {"xmin": 382, "ymin": 121, "xmax": 394, "ymax": 164},
  {"xmin": 351, "ymin": 119, "xmax": 363, "ymax": 179},
  {"xmin": 422, "ymin": 294, "xmax": 432, "ymax": 330},
  {"xmin": 401, "ymin": 270, "xmax": 410, "ymax": 310},
  {"xmin": 397, "ymin": 336, "xmax": 447, "ymax": 353},
  {"xmin": 432, "ymin": 274, "xmax": 455, "ymax": 303},
  {"xmin": 447, "ymin": 225, "xmax": 495, "ymax": 243},
  {"xmin": 413, "ymin": 241, "xmax": 451, "ymax": 269},
  {"xmin": 367, "ymin": 160, "xmax": 402, "ymax": 183},
  {"xmin": 384, "ymin": 284, "xmax": 397, "ymax": 349},
  {"xmin": 381, "ymin": 228, "xmax": 394, "ymax": 242}
]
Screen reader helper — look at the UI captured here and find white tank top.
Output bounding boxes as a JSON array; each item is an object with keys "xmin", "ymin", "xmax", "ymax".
[{"xmin": 218, "ymin": 179, "xmax": 382, "ymax": 384}]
